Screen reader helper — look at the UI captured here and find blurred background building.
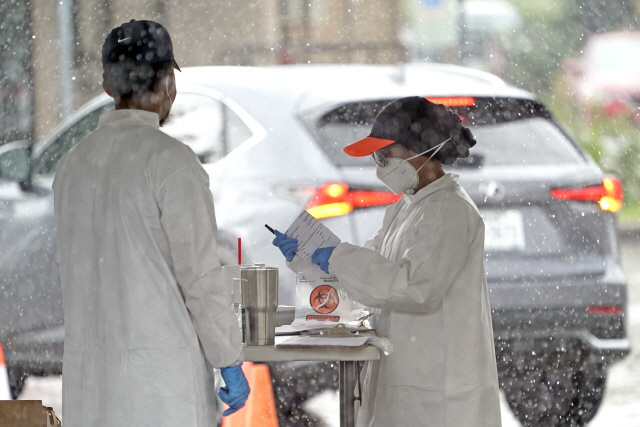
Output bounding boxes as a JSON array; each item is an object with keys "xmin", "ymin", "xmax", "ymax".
[
  {"xmin": 0, "ymin": 0, "xmax": 33, "ymax": 145},
  {"xmin": 5, "ymin": 0, "xmax": 403, "ymax": 142},
  {"xmin": 2, "ymin": 0, "xmax": 640, "ymax": 145}
]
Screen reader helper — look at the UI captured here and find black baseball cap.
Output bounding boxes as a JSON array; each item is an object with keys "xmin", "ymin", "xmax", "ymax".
[
  {"xmin": 102, "ymin": 20, "xmax": 181, "ymax": 71},
  {"xmin": 344, "ymin": 96, "xmax": 456, "ymax": 157}
]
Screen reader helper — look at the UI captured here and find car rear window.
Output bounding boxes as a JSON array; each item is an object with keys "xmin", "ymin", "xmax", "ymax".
[{"xmin": 310, "ymin": 98, "xmax": 586, "ymax": 167}]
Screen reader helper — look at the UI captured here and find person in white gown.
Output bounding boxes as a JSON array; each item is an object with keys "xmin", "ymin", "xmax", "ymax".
[
  {"xmin": 53, "ymin": 20, "xmax": 248, "ymax": 427},
  {"xmin": 274, "ymin": 96, "xmax": 502, "ymax": 427}
]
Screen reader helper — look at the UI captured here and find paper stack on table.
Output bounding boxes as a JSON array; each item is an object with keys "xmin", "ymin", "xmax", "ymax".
[
  {"xmin": 277, "ymin": 336, "xmax": 370, "ymax": 347},
  {"xmin": 276, "ymin": 322, "xmax": 342, "ymax": 335}
]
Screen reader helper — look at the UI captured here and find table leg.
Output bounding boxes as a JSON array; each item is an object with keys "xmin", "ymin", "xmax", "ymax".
[{"xmin": 339, "ymin": 360, "xmax": 356, "ymax": 427}]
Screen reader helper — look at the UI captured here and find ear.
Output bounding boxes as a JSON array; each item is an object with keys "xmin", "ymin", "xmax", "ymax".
[
  {"xmin": 102, "ymin": 81, "xmax": 114, "ymax": 97},
  {"xmin": 404, "ymin": 147, "xmax": 420, "ymax": 158}
]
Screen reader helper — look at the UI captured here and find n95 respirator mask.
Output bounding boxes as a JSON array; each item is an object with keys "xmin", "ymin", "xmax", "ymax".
[{"xmin": 375, "ymin": 137, "xmax": 451, "ymax": 195}]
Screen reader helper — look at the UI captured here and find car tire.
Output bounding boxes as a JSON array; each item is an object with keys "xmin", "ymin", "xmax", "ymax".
[
  {"xmin": 268, "ymin": 361, "xmax": 336, "ymax": 427},
  {"xmin": 7, "ymin": 368, "xmax": 27, "ymax": 400},
  {"xmin": 502, "ymin": 363, "xmax": 606, "ymax": 427}
]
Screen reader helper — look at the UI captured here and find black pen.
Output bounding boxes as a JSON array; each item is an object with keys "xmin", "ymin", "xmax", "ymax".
[{"xmin": 265, "ymin": 224, "xmax": 275, "ymax": 234}]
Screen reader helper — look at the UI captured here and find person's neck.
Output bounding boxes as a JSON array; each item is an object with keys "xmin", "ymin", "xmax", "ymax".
[
  {"xmin": 414, "ymin": 160, "xmax": 445, "ymax": 193},
  {"xmin": 115, "ymin": 100, "xmax": 161, "ymax": 116},
  {"xmin": 115, "ymin": 93, "xmax": 162, "ymax": 117}
]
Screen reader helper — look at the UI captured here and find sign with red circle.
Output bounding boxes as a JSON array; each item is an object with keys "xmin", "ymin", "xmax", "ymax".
[{"xmin": 310, "ymin": 285, "xmax": 339, "ymax": 314}]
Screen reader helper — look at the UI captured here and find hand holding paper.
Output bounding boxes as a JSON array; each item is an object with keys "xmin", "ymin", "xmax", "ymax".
[
  {"xmin": 283, "ymin": 212, "xmax": 341, "ymax": 263},
  {"xmin": 272, "ymin": 212, "xmax": 359, "ymax": 326},
  {"xmin": 272, "ymin": 230, "xmax": 298, "ymax": 262},
  {"xmin": 312, "ymin": 246, "xmax": 336, "ymax": 274}
]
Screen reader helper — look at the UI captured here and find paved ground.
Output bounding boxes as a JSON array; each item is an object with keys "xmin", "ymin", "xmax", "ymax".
[
  {"xmin": 17, "ymin": 239, "xmax": 640, "ymax": 426},
  {"xmin": 585, "ymin": 240, "xmax": 640, "ymax": 426}
]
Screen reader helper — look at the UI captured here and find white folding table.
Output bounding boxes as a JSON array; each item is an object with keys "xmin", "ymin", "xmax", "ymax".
[{"xmin": 244, "ymin": 338, "xmax": 380, "ymax": 427}]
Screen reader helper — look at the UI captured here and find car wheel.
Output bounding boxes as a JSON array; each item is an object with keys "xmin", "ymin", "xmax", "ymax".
[
  {"xmin": 268, "ymin": 361, "xmax": 337, "ymax": 427},
  {"xmin": 502, "ymin": 363, "xmax": 606, "ymax": 427},
  {"xmin": 7, "ymin": 369, "xmax": 27, "ymax": 400}
]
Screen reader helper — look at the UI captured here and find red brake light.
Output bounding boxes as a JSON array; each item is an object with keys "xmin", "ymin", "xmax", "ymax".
[
  {"xmin": 306, "ymin": 183, "xmax": 401, "ymax": 219},
  {"xmin": 587, "ymin": 305, "xmax": 621, "ymax": 315},
  {"xmin": 426, "ymin": 97, "xmax": 475, "ymax": 107},
  {"xmin": 550, "ymin": 177, "xmax": 623, "ymax": 213}
]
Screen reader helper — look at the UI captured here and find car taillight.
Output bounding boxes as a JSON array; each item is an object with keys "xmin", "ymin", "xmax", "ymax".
[
  {"xmin": 425, "ymin": 97, "xmax": 475, "ymax": 107},
  {"xmin": 550, "ymin": 177, "xmax": 623, "ymax": 213},
  {"xmin": 603, "ymin": 99, "xmax": 629, "ymax": 117},
  {"xmin": 587, "ymin": 305, "xmax": 622, "ymax": 315},
  {"xmin": 306, "ymin": 183, "xmax": 401, "ymax": 219}
]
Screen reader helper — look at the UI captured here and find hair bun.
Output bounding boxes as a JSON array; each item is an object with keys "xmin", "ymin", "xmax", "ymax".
[{"xmin": 433, "ymin": 111, "xmax": 476, "ymax": 165}]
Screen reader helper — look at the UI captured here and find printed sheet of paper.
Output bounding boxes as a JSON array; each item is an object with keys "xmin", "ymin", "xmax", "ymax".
[
  {"xmin": 285, "ymin": 211, "xmax": 341, "ymax": 262},
  {"xmin": 276, "ymin": 336, "xmax": 369, "ymax": 347},
  {"xmin": 275, "ymin": 322, "xmax": 342, "ymax": 335}
]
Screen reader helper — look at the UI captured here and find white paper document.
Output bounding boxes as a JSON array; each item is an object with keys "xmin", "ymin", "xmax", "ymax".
[
  {"xmin": 275, "ymin": 322, "xmax": 341, "ymax": 335},
  {"xmin": 285, "ymin": 211, "xmax": 341, "ymax": 262},
  {"xmin": 277, "ymin": 336, "xmax": 370, "ymax": 347}
]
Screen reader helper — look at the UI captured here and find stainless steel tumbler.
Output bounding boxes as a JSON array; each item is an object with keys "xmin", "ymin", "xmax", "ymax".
[{"xmin": 240, "ymin": 266, "xmax": 278, "ymax": 346}]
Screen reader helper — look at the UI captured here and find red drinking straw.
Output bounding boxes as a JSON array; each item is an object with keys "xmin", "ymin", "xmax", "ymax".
[{"xmin": 238, "ymin": 238, "xmax": 242, "ymax": 265}]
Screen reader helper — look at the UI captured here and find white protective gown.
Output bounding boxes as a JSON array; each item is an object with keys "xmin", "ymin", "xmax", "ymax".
[
  {"xmin": 53, "ymin": 110, "xmax": 243, "ymax": 427},
  {"xmin": 329, "ymin": 173, "xmax": 501, "ymax": 427}
]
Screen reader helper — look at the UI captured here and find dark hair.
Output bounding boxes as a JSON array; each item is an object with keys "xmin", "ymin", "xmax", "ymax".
[
  {"xmin": 400, "ymin": 101, "xmax": 476, "ymax": 166},
  {"xmin": 103, "ymin": 59, "xmax": 172, "ymax": 100}
]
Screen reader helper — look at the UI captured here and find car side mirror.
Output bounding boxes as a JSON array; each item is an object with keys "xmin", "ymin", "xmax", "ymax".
[{"xmin": 0, "ymin": 140, "xmax": 32, "ymax": 189}]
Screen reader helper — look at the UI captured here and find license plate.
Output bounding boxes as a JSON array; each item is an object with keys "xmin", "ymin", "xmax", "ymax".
[{"xmin": 480, "ymin": 210, "xmax": 525, "ymax": 251}]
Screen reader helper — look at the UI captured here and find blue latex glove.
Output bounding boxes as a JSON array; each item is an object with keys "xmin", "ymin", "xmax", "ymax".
[
  {"xmin": 219, "ymin": 364, "xmax": 250, "ymax": 416},
  {"xmin": 272, "ymin": 230, "xmax": 298, "ymax": 262},
  {"xmin": 311, "ymin": 247, "xmax": 336, "ymax": 274}
]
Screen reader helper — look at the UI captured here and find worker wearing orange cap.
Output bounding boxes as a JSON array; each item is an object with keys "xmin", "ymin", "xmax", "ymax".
[{"xmin": 274, "ymin": 96, "xmax": 501, "ymax": 427}]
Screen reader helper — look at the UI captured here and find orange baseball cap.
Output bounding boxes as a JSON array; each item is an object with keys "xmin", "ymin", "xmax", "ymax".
[
  {"xmin": 343, "ymin": 97, "xmax": 427, "ymax": 157},
  {"xmin": 343, "ymin": 96, "xmax": 453, "ymax": 158},
  {"xmin": 343, "ymin": 135, "xmax": 395, "ymax": 157}
]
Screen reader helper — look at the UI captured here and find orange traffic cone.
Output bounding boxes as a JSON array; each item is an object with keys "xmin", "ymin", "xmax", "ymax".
[
  {"xmin": 221, "ymin": 362, "xmax": 279, "ymax": 427},
  {"xmin": 0, "ymin": 344, "xmax": 11, "ymax": 400}
]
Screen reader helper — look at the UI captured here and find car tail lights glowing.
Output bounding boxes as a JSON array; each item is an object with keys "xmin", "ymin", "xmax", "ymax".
[
  {"xmin": 426, "ymin": 97, "xmax": 475, "ymax": 107},
  {"xmin": 550, "ymin": 177, "xmax": 623, "ymax": 213},
  {"xmin": 306, "ymin": 183, "xmax": 401, "ymax": 219},
  {"xmin": 587, "ymin": 305, "xmax": 622, "ymax": 315}
]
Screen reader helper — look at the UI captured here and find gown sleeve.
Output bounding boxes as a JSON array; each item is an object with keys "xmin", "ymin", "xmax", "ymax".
[
  {"xmin": 156, "ymin": 147, "xmax": 244, "ymax": 368},
  {"xmin": 363, "ymin": 224, "xmax": 384, "ymax": 252},
  {"xmin": 284, "ymin": 223, "xmax": 385, "ymax": 274},
  {"xmin": 328, "ymin": 198, "xmax": 476, "ymax": 313}
]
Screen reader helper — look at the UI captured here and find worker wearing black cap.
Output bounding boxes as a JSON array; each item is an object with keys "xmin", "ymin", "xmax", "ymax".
[
  {"xmin": 273, "ymin": 97, "xmax": 502, "ymax": 427},
  {"xmin": 101, "ymin": 19, "xmax": 181, "ymax": 125},
  {"xmin": 53, "ymin": 20, "xmax": 248, "ymax": 427}
]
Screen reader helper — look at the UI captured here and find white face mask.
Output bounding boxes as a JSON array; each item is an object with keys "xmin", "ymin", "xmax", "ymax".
[
  {"xmin": 375, "ymin": 137, "xmax": 451, "ymax": 195},
  {"xmin": 160, "ymin": 76, "xmax": 174, "ymax": 126}
]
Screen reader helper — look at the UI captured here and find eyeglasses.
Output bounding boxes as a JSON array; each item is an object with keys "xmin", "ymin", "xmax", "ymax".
[{"xmin": 372, "ymin": 146, "xmax": 391, "ymax": 167}]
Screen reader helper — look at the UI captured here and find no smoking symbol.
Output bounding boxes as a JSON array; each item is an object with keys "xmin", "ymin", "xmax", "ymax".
[{"xmin": 310, "ymin": 285, "xmax": 339, "ymax": 314}]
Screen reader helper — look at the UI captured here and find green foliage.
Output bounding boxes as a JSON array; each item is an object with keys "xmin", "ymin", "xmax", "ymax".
[
  {"xmin": 508, "ymin": 0, "xmax": 563, "ymax": 18},
  {"xmin": 504, "ymin": 0, "xmax": 640, "ymax": 96},
  {"xmin": 487, "ymin": 0, "xmax": 640, "ymax": 217},
  {"xmin": 545, "ymin": 74, "xmax": 640, "ymax": 208},
  {"xmin": 619, "ymin": 200, "xmax": 640, "ymax": 224}
]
